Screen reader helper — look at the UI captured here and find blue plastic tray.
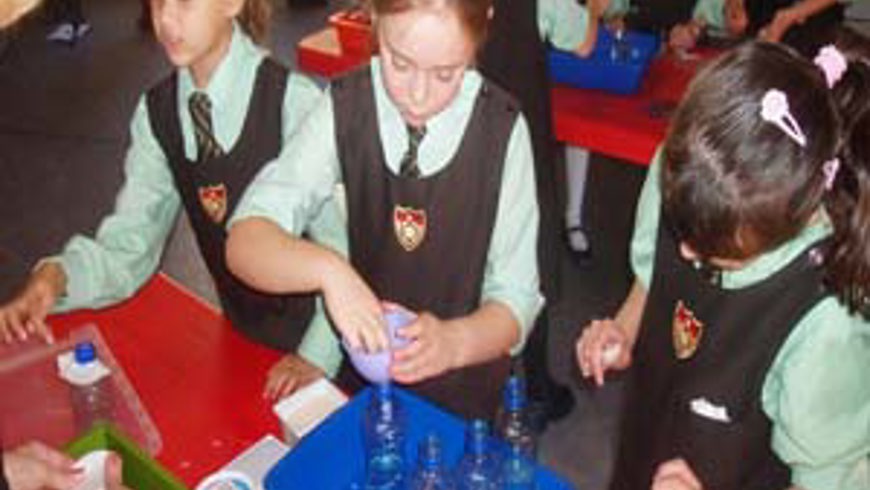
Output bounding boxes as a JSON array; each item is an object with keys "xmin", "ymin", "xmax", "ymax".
[
  {"xmin": 548, "ymin": 28, "xmax": 661, "ymax": 95},
  {"xmin": 264, "ymin": 386, "xmax": 574, "ymax": 489}
]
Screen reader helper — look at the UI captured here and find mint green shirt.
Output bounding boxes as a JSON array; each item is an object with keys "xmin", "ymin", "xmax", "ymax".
[
  {"xmin": 53, "ymin": 24, "xmax": 340, "ymax": 364},
  {"xmin": 538, "ymin": 0, "xmax": 631, "ymax": 51},
  {"xmin": 232, "ymin": 59, "xmax": 545, "ymax": 377},
  {"xmin": 631, "ymin": 150, "xmax": 870, "ymax": 490}
]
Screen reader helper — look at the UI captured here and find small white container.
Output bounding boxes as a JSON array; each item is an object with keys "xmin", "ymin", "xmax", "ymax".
[
  {"xmin": 272, "ymin": 378, "xmax": 348, "ymax": 446},
  {"xmin": 195, "ymin": 470, "xmax": 255, "ymax": 490}
]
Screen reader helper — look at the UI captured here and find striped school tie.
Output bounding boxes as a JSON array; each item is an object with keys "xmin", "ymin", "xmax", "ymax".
[
  {"xmin": 399, "ymin": 124, "xmax": 427, "ymax": 178},
  {"xmin": 188, "ymin": 92, "xmax": 225, "ymax": 162}
]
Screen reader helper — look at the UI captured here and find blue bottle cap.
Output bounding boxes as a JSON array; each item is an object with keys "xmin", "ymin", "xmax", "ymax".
[
  {"xmin": 73, "ymin": 341, "xmax": 97, "ymax": 364},
  {"xmin": 502, "ymin": 375, "xmax": 527, "ymax": 410}
]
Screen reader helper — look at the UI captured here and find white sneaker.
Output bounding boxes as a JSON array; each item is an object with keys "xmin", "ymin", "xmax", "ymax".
[
  {"xmin": 75, "ymin": 22, "xmax": 91, "ymax": 39},
  {"xmin": 46, "ymin": 23, "xmax": 75, "ymax": 43}
]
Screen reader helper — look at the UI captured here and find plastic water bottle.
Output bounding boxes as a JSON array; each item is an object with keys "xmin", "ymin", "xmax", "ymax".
[
  {"xmin": 501, "ymin": 443, "xmax": 536, "ymax": 490},
  {"xmin": 68, "ymin": 341, "xmax": 113, "ymax": 433},
  {"xmin": 362, "ymin": 384, "xmax": 405, "ymax": 490},
  {"xmin": 455, "ymin": 420, "xmax": 501, "ymax": 490},
  {"xmin": 494, "ymin": 375, "xmax": 536, "ymax": 458},
  {"xmin": 610, "ymin": 27, "xmax": 631, "ymax": 62},
  {"xmin": 409, "ymin": 434, "xmax": 455, "ymax": 490}
]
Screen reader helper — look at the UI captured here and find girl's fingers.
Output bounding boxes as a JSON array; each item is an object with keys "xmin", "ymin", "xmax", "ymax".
[
  {"xmin": 7, "ymin": 310, "xmax": 28, "ymax": 341},
  {"xmin": 392, "ymin": 338, "xmax": 423, "ymax": 362},
  {"xmin": 28, "ymin": 319, "xmax": 54, "ymax": 344},
  {"xmin": 395, "ymin": 321, "xmax": 422, "ymax": 340}
]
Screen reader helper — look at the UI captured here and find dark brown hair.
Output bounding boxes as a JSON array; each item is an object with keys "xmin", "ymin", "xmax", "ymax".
[
  {"xmin": 368, "ymin": 0, "xmax": 491, "ymax": 49},
  {"xmin": 238, "ymin": 0, "xmax": 271, "ymax": 45},
  {"xmin": 664, "ymin": 35, "xmax": 870, "ymax": 317},
  {"xmin": 662, "ymin": 41, "xmax": 839, "ymax": 262},
  {"xmin": 822, "ymin": 28, "xmax": 870, "ymax": 315}
]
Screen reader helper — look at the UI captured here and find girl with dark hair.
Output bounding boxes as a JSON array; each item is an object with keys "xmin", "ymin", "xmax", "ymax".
[
  {"xmin": 227, "ymin": 0, "xmax": 543, "ymax": 419},
  {"xmin": 0, "ymin": 0, "xmax": 336, "ymax": 399},
  {"xmin": 576, "ymin": 39, "xmax": 869, "ymax": 490}
]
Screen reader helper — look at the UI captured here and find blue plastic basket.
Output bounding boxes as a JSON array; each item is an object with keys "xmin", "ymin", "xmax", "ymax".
[
  {"xmin": 264, "ymin": 386, "xmax": 574, "ymax": 489},
  {"xmin": 548, "ymin": 28, "xmax": 661, "ymax": 95}
]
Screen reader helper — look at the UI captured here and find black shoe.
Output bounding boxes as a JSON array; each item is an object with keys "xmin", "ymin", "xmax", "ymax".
[{"xmin": 527, "ymin": 382, "xmax": 576, "ymax": 434}]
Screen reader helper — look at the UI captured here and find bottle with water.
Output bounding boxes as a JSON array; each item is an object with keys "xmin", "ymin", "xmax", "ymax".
[
  {"xmin": 455, "ymin": 420, "xmax": 500, "ymax": 490},
  {"xmin": 362, "ymin": 384, "xmax": 405, "ymax": 490},
  {"xmin": 68, "ymin": 341, "xmax": 113, "ymax": 433},
  {"xmin": 610, "ymin": 27, "xmax": 631, "ymax": 63},
  {"xmin": 501, "ymin": 443, "xmax": 536, "ymax": 490},
  {"xmin": 494, "ymin": 375, "xmax": 536, "ymax": 458},
  {"xmin": 409, "ymin": 434, "xmax": 455, "ymax": 490}
]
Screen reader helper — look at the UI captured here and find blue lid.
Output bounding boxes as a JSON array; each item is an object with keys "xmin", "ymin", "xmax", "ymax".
[
  {"xmin": 466, "ymin": 419, "xmax": 490, "ymax": 455},
  {"xmin": 73, "ymin": 341, "xmax": 97, "ymax": 364},
  {"xmin": 502, "ymin": 376, "xmax": 526, "ymax": 411}
]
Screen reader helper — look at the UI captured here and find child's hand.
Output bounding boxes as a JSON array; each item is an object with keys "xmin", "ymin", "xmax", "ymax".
[
  {"xmin": 759, "ymin": 7, "xmax": 797, "ymax": 43},
  {"xmin": 2, "ymin": 441, "xmax": 84, "ymax": 490},
  {"xmin": 575, "ymin": 318, "xmax": 632, "ymax": 386},
  {"xmin": 724, "ymin": 0, "xmax": 748, "ymax": 36},
  {"xmin": 651, "ymin": 458, "xmax": 704, "ymax": 490},
  {"xmin": 263, "ymin": 353, "xmax": 325, "ymax": 401},
  {"xmin": 321, "ymin": 262, "xmax": 388, "ymax": 353},
  {"xmin": 0, "ymin": 261, "xmax": 65, "ymax": 344},
  {"xmin": 105, "ymin": 452, "xmax": 132, "ymax": 490},
  {"xmin": 390, "ymin": 312, "xmax": 458, "ymax": 384},
  {"xmin": 575, "ymin": 21, "xmax": 599, "ymax": 58}
]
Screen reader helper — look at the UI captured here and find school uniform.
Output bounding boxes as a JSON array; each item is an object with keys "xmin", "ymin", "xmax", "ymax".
[
  {"xmin": 232, "ymin": 59, "xmax": 543, "ymax": 419},
  {"xmin": 51, "ymin": 24, "xmax": 341, "ymax": 358},
  {"xmin": 615, "ymin": 151, "xmax": 870, "ymax": 490}
]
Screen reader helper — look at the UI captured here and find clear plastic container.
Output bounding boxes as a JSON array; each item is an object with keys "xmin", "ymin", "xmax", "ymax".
[
  {"xmin": 408, "ymin": 434, "xmax": 455, "ymax": 490},
  {"xmin": 455, "ymin": 420, "xmax": 501, "ymax": 490},
  {"xmin": 363, "ymin": 384, "xmax": 406, "ymax": 489},
  {"xmin": 0, "ymin": 323, "xmax": 161, "ymax": 455},
  {"xmin": 494, "ymin": 376, "xmax": 536, "ymax": 459},
  {"xmin": 68, "ymin": 341, "xmax": 115, "ymax": 433}
]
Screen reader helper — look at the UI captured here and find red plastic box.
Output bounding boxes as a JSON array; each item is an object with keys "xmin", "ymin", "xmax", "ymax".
[{"xmin": 329, "ymin": 8, "xmax": 374, "ymax": 57}]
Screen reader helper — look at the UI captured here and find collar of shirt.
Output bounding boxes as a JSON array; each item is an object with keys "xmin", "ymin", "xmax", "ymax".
[
  {"xmin": 370, "ymin": 57, "xmax": 483, "ymax": 177},
  {"xmin": 176, "ymin": 22, "xmax": 266, "ymax": 161},
  {"xmin": 719, "ymin": 210, "xmax": 832, "ymax": 289}
]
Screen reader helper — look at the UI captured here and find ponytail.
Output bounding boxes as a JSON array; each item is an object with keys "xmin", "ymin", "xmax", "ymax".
[
  {"xmin": 823, "ymin": 29, "xmax": 870, "ymax": 317},
  {"xmin": 238, "ymin": 0, "xmax": 271, "ymax": 46}
]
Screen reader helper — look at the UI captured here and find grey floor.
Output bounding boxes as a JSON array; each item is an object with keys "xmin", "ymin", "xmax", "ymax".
[{"xmin": 0, "ymin": 1, "xmax": 651, "ymax": 488}]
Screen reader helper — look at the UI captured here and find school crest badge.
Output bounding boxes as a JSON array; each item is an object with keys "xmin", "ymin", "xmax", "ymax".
[
  {"xmin": 198, "ymin": 183, "xmax": 228, "ymax": 224},
  {"xmin": 393, "ymin": 205, "xmax": 426, "ymax": 252},
  {"xmin": 673, "ymin": 300, "xmax": 703, "ymax": 360}
]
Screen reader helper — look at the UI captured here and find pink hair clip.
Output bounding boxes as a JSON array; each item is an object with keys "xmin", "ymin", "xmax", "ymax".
[
  {"xmin": 814, "ymin": 45, "xmax": 847, "ymax": 88},
  {"xmin": 760, "ymin": 89, "xmax": 806, "ymax": 147},
  {"xmin": 823, "ymin": 158, "xmax": 840, "ymax": 190}
]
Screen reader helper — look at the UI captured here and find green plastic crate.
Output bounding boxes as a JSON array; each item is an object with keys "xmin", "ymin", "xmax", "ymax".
[{"xmin": 65, "ymin": 424, "xmax": 188, "ymax": 490}]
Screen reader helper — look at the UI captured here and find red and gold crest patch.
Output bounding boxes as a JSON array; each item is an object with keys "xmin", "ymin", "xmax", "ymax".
[
  {"xmin": 673, "ymin": 300, "xmax": 704, "ymax": 360},
  {"xmin": 393, "ymin": 205, "xmax": 426, "ymax": 252},
  {"xmin": 198, "ymin": 183, "xmax": 228, "ymax": 224}
]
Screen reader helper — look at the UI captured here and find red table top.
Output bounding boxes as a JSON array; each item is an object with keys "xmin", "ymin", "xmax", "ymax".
[
  {"xmin": 295, "ymin": 26, "xmax": 711, "ymax": 167},
  {"xmin": 551, "ymin": 55, "xmax": 702, "ymax": 166},
  {"xmin": 48, "ymin": 273, "xmax": 283, "ymax": 487}
]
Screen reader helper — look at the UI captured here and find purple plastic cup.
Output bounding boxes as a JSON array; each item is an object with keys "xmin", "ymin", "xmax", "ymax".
[{"xmin": 343, "ymin": 305, "xmax": 415, "ymax": 384}]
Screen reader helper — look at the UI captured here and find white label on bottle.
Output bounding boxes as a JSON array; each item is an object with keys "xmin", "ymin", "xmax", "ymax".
[{"xmin": 56, "ymin": 351, "xmax": 111, "ymax": 386}]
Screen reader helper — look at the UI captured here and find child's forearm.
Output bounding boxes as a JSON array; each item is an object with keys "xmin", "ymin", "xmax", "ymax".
[
  {"xmin": 782, "ymin": 0, "xmax": 838, "ymax": 22},
  {"xmin": 226, "ymin": 217, "xmax": 344, "ymax": 295},
  {"xmin": 443, "ymin": 301, "xmax": 520, "ymax": 369},
  {"xmin": 614, "ymin": 279, "xmax": 648, "ymax": 345}
]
